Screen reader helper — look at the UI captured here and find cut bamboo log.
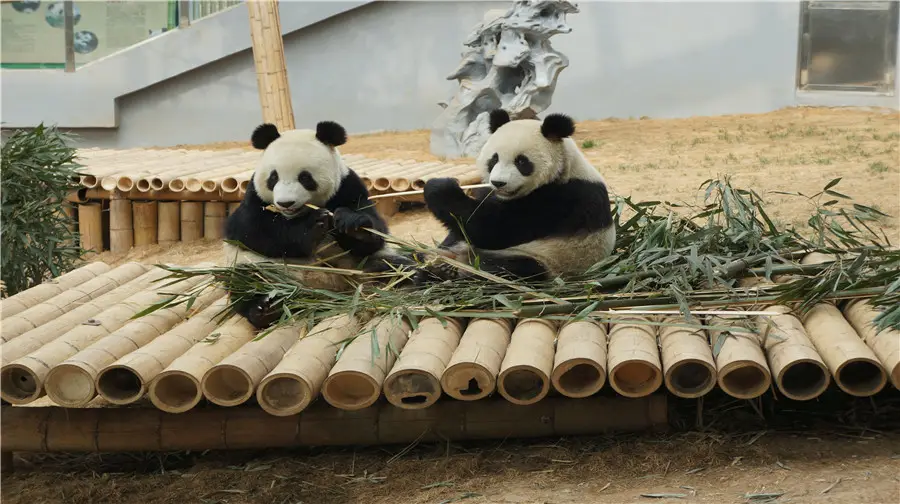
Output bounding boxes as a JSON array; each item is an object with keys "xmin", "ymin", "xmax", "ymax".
[
  {"xmin": 180, "ymin": 201, "xmax": 204, "ymax": 242},
  {"xmin": 440, "ymin": 318, "xmax": 513, "ymax": 401},
  {"xmin": 0, "ymin": 266, "xmax": 179, "ymax": 404},
  {"xmin": 132, "ymin": 201, "xmax": 158, "ymax": 246},
  {"xmin": 247, "ymin": 0, "xmax": 295, "ymax": 131},
  {"xmin": 44, "ymin": 283, "xmax": 220, "ymax": 407},
  {"xmin": 802, "ymin": 303, "xmax": 887, "ymax": 397},
  {"xmin": 757, "ymin": 305, "xmax": 830, "ymax": 401},
  {"xmin": 607, "ymin": 317, "xmax": 663, "ymax": 398},
  {"xmin": 203, "ymin": 202, "xmax": 227, "ymax": 240},
  {"xmin": 551, "ymin": 319, "xmax": 608, "ymax": 398},
  {"xmin": 227, "ymin": 202, "xmax": 242, "ymax": 216},
  {"xmin": 0, "ymin": 262, "xmax": 111, "ymax": 319},
  {"xmin": 383, "ymin": 317, "xmax": 465, "ymax": 409},
  {"xmin": 157, "ymin": 202, "xmax": 181, "ymax": 245},
  {"xmin": 256, "ymin": 315, "xmax": 361, "ymax": 416},
  {"xmin": 109, "ymin": 193, "xmax": 133, "ymax": 253},
  {"xmin": 0, "ymin": 262, "xmax": 149, "ymax": 343},
  {"xmin": 148, "ymin": 315, "xmax": 257, "ymax": 413},
  {"xmin": 78, "ymin": 202, "xmax": 103, "ymax": 254},
  {"xmin": 657, "ymin": 316, "xmax": 717, "ymax": 398},
  {"xmin": 497, "ymin": 319, "xmax": 557, "ymax": 405},
  {"xmin": 842, "ymin": 299, "xmax": 900, "ymax": 389},
  {"xmin": 95, "ymin": 294, "xmax": 229, "ymax": 405},
  {"xmin": 201, "ymin": 322, "xmax": 305, "ymax": 407},
  {"xmin": 708, "ymin": 313, "xmax": 771, "ymax": 399},
  {"xmin": 321, "ymin": 316, "xmax": 411, "ymax": 410}
]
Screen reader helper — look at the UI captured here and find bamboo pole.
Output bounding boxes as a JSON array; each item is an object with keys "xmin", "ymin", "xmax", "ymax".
[
  {"xmin": 78, "ymin": 202, "xmax": 103, "ymax": 255},
  {"xmin": 157, "ymin": 202, "xmax": 181, "ymax": 245},
  {"xmin": 203, "ymin": 202, "xmax": 227, "ymax": 240},
  {"xmin": 44, "ymin": 282, "xmax": 220, "ymax": 407},
  {"xmin": 95, "ymin": 294, "xmax": 229, "ymax": 405},
  {"xmin": 607, "ymin": 317, "xmax": 663, "ymax": 398},
  {"xmin": 708, "ymin": 314, "xmax": 772, "ymax": 399},
  {"xmin": 246, "ymin": 0, "xmax": 295, "ymax": 130},
  {"xmin": 132, "ymin": 201, "xmax": 158, "ymax": 246},
  {"xmin": 757, "ymin": 305, "xmax": 830, "ymax": 401},
  {"xmin": 440, "ymin": 318, "xmax": 513, "ymax": 401},
  {"xmin": 0, "ymin": 262, "xmax": 111, "ymax": 319},
  {"xmin": 201, "ymin": 321, "xmax": 305, "ymax": 407},
  {"xmin": 657, "ymin": 316, "xmax": 717, "ymax": 398},
  {"xmin": 551, "ymin": 319, "xmax": 608, "ymax": 398},
  {"xmin": 497, "ymin": 319, "xmax": 557, "ymax": 405},
  {"xmin": 69, "ymin": 187, "xmax": 244, "ymax": 203},
  {"xmin": 383, "ymin": 317, "xmax": 465, "ymax": 409},
  {"xmin": 148, "ymin": 316, "xmax": 257, "ymax": 413},
  {"xmin": 842, "ymin": 299, "xmax": 900, "ymax": 389},
  {"xmin": 0, "ymin": 262, "xmax": 149, "ymax": 343},
  {"xmin": 802, "ymin": 303, "xmax": 887, "ymax": 397},
  {"xmin": 180, "ymin": 201, "xmax": 204, "ymax": 242},
  {"xmin": 256, "ymin": 315, "xmax": 361, "ymax": 416},
  {"xmin": 1, "ymin": 395, "xmax": 668, "ymax": 452},
  {"xmin": 321, "ymin": 316, "xmax": 411, "ymax": 411},
  {"xmin": 109, "ymin": 192, "xmax": 133, "ymax": 253}
]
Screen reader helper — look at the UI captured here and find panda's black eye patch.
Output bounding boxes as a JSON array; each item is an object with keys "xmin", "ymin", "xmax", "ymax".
[
  {"xmin": 266, "ymin": 170, "xmax": 279, "ymax": 191},
  {"xmin": 486, "ymin": 153, "xmax": 499, "ymax": 172},
  {"xmin": 514, "ymin": 154, "xmax": 534, "ymax": 176},
  {"xmin": 297, "ymin": 171, "xmax": 318, "ymax": 191}
]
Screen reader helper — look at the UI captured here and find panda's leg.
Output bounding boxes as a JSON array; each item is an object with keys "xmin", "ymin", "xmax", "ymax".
[{"xmin": 474, "ymin": 251, "xmax": 550, "ymax": 281}]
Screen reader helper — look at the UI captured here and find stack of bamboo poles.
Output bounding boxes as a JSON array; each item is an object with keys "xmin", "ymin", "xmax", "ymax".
[
  {"xmin": 67, "ymin": 148, "xmax": 478, "ymax": 254},
  {"xmin": 1, "ymin": 264, "xmax": 897, "ymax": 415}
]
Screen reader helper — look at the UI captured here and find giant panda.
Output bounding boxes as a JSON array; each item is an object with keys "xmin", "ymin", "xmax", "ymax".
[
  {"xmin": 420, "ymin": 109, "xmax": 615, "ymax": 282},
  {"xmin": 223, "ymin": 120, "xmax": 414, "ymax": 328}
]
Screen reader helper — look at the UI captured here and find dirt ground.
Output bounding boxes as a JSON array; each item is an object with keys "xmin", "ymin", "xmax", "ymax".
[{"xmin": 5, "ymin": 107, "xmax": 899, "ymax": 503}]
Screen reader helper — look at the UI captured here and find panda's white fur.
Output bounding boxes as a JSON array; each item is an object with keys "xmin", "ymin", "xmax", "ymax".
[{"xmin": 422, "ymin": 110, "xmax": 616, "ymax": 281}]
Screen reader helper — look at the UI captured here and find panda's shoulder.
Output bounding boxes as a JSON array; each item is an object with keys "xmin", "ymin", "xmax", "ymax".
[
  {"xmin": 325, "ymin": 168, "xmax": 369, "ymax": 208},
  {"xmin": 535, "ymin": 178, "xmax": 609, "ymax": 203}
]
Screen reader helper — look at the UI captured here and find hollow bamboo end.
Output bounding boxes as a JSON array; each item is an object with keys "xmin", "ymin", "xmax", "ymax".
[
  {"xmin": 0, "ymin": 364, "xmax": 42, "ymax": 404},
  {"xmin": 383, "ymin": 369, "xmax": 442, "ymax": 409},
  {"xmin": 81, "ymin": 175, "xmax": 98, "ymax": 187},
  {"xmin": 256, "ymin": 373, "xmax": 315, "ymax": 417},
  {"xmin": 149, "ymin": 371, "xmax": 202, "ymax": 413},
  {"xmin": 201, "ymin": 180, "xmax": 218, "ymax": 192},
  {"xmin": 168, "ymin": 180, "xmax": 186, "ymax": 191},
  {"xmin": 551, "ymin": 358, "xmax": 606, "ymax": 398},
  {"xmin": 117, "ymin": 177, "xmax": 136, "ymax": 192},
  {"xmin": 201, "ymin": 364, "xmax": 255, "ymax": 407},
  {"xmin": 373, "ymin": 178, "xmax": 392, "ymax": 191},
  {"xmin": 185, "ymin": 180, "xmax": 203, "ymax": 192},
  {"xmin": 44, "ymin": 363, "xmax": 96, "ymax": 407},
  {"xmin": 609, "ymin": 361, "xmax": 663, "ymax": 398},
  {"xmin": 412, "ymin": 179, "xmax": 426, "ymax": 191},
  {"xmin": 95, "ymin": 365, "xmax": 146, "ymax": 405},
  {"xmin": 239, "ymin": 180, "xmax": 249, "ymax": 191},
  {"xmin": 441, "ymin": 362, "xmax": 495, "ymax": 401},
  {"xmin": 834, "ymin": 358, "xmax": 887, "ymax": 397},
  {"xmin": 136, "ymin": 179, "xmax": 152, "ymax": 192},
  {"xmin": 221, "ymin": 178, "xmax": 240, "ymax": 192},
  {"xmin": 100, "ymin": 177, "xmax": 118, "ymax": 191},
  {"xmin": 718, "ymin": 361, "xmax": 772, "ymax": 399},
  {"xmin": 321, "ymin": 371, "xmax": 380, "ymax": 411},
  {"xmin": 498, "ymin": 365, "xmax": 550, "ymax": 405},
  {"xmin": 663, "ymin": 359, "xmax": 717, "ymax": 399},
  {"xmin": 150, "ymin": 178, "xmax": 165, "ymax": 191},
  {"xmin": 774, "ymin": 359, "xmax": 831, "ymax": 401}
]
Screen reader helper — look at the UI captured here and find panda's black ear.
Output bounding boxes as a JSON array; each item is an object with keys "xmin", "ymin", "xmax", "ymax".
[
  {"xmin": 251, "ymin": 123, "xmax": 280, "ymax": 150},
  {"xmin": 316, "ymin": 121, "xmax": 347, "ymax": 147},
  {"xmin": 489, "ymin": 109, "xmax": 511, "ymax": 134},
  {"xmin": 541, "ymin": 113, "xmax": 576, "ymax": 141}
]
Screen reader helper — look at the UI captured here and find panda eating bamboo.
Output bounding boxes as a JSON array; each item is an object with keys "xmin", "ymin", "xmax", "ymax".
[{"xmin": 420, "ymin": 109, "xmax": 616, "ymax": 282}]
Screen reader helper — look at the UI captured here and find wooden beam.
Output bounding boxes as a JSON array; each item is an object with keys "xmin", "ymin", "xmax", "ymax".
[{"xmin": 246, "ymin": 0, "xmax": 296, "ymax": 130}]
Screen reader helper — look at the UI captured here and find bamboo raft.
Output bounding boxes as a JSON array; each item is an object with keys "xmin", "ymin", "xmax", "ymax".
[{"xmin": 67, "ymin": 148, "xmax": 478, "ymax": 254}]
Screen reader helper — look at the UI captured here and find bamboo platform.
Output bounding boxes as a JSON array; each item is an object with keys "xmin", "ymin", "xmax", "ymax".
[{"xmin": 67, "ymin": 147, "xmax": 478, "ymax": 254}]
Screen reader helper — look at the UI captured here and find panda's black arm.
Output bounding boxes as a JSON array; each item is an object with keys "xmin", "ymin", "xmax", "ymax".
[
  {"xmin": 325, "ymin": 170, "xmax": 388, "ymax": 256},
  {"xmin": 225, "ymin": 198, "xmax": 329, "ymax": 259}
]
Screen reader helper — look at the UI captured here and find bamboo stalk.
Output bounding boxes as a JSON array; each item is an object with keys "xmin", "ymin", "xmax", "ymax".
[
  {"xmin": 132, "ymin": 201, "xmax": 158, "ymax": 246},
  {"xmin": 203, "ymin": 202, "xmax": 227, "ymax": 240},
  {"xmin": 440, "ymin": 318, "xmax": 513, "ymax": 401},
  {"xmin": 157, "ymin": 201, "xmax": 181, "ymax": 245},
  {"xmin": 201, "ymin": 321, "xmax": 305, "ymax": 407},
  {"xmin": 246, "ymin": 0, "xmax": 295, "ymax": 130},
  {"xmin": 95, "ymin": 294, "xmax": 229, "ymax": 405},
  {"xmin": 369, "ymin": 183, "xmax": 492, "ymax": 200},
  {"xmin": 497, "ymin": 319, "xmax": 557, "ymax": 405},
  {"xmin": 708, "ymin": 313, "xmax": 772, "ymax": 399},
  {"xmin": 0, "ymin": 262, "xmax": 149, "ymax": 343},
  {"xmin": 321, "ymin": 316, "xmax": 411, "ymax": 411},
  {"xmin": 109, "ymin": 193, "xmax": 133, "ymax": 253},
  {"xmin": 841, "ymin": 299, "xmax": 899, "ymax": 389},
  {"xmin": 801, "ymin": 303, "xmax": 887, "ymax": 397},
  {"xmin": 180, "ymin": 201, "xmax": 204, "ymax": 242},
  {"xmin": 551, "ymin": 319, "xmax": 608, "ymax": 398},
  {"xmin": 607, "ymin": 317, "xmax": 663, "ymax": 398},
  {"xmin": 78, "ymin": 202, "xmax": 103, "ymax": 255},
  {"xmin": 43, "ymin": 282, "xmax": 219, "ymax": 407},
  {"xmin": 657, "ymin": 315, "xmax": 717, "ymax": 398},
  {"xmin": 0, "ymin": 262, "xmax": 111, "ymax": 319},
  {"xmin": 383, "ymin": 317, "xmax": 465, "ymax": 409},
  {"xmin": 757, "ymin": 305, "xmax": 830, "ymax": 401}
]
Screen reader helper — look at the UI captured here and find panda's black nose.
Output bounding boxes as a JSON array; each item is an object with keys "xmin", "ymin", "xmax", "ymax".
[
  {"xmin": 491, "ymin": 180, "xmax": 507, "ymax": 188},
  {"xmin": 276, "ymin": 200, "xmax": 296, "ymax": 208}
]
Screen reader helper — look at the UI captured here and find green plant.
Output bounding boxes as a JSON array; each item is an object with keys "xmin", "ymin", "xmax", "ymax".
[
  {"xmin": 1, "ymin": 124, "xmax": 85, "ymax": 296},
  {"xmin": 869, "ymin": 161, "xmax": 890, "ymax": 173},
  {"xmin": 581, "ymin": 139, "xmax": 597, "ymax": 149}
]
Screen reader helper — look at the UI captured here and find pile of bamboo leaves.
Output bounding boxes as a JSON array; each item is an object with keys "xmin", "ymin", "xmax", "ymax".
[{"xmin": 145, "ymin": 176, "xmax": 899, "ymax": 336}]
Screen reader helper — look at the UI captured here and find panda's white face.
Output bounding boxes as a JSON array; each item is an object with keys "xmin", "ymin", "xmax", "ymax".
[
  {"xmin": 476, "ymin": 119, "xmax": 564, "ymax": 200},
  {"xmin": 253, "ymin": 129, "xmax": 346, "ymax": 217}
]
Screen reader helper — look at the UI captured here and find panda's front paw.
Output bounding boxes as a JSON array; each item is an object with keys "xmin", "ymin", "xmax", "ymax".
[
  {"xmin": 309, "ymin": 209, "xmax": 334, "ymax": 243},
  {"xmin": 424, "ymin": 177, "xmax": 465, "ymax": 204},
  {"xmin": 333, "ymin": 207, "xmax": 371, "ymax": 233}
]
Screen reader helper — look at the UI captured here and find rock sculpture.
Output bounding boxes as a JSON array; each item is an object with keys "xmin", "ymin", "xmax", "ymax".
[{"xmin": 430, "ymin": 0, "xmax": 579, "ymax": 159}]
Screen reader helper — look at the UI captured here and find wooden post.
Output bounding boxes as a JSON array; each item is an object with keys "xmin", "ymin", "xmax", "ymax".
[
  {"xmin": 63, "ymin": 1, "xmax": 75, "ymax": 72},
  {"xmin": 178, "ymin": 0, "xmax": 191, "ymax": 27},
  {"xmin": 247, "ymin": 0, "xmax": 295, "ymax": 130}
]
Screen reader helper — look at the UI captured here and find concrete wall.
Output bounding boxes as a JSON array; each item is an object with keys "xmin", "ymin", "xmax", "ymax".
[{"xmin": 2, "ymin": 1, "xmax": 898, "ymax": 149}]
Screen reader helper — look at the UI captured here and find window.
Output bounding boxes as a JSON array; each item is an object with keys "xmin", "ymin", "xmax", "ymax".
[{"xmin": 797, "ymin": 1, "xmax": 898, "ymax": 94}]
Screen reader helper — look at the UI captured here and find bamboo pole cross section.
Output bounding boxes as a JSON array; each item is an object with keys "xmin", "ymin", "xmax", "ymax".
[
  {"xmin": 757, "ymin": 305, "xmax": 830, "ymax": 401},
  {"xmin": 708, "ymin": 313, "xmax": 772, "ymax": 400},
  {"xmin": 498, "ymin": 319, "xmax": 558, "ymax": 405},
  {"xmin": 440, "ymin": 318, "xmax": 514, "ymax": 401},
  {"xmin": 551, "ymin": 319, "xmax": 608, "ymax": 398}
]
